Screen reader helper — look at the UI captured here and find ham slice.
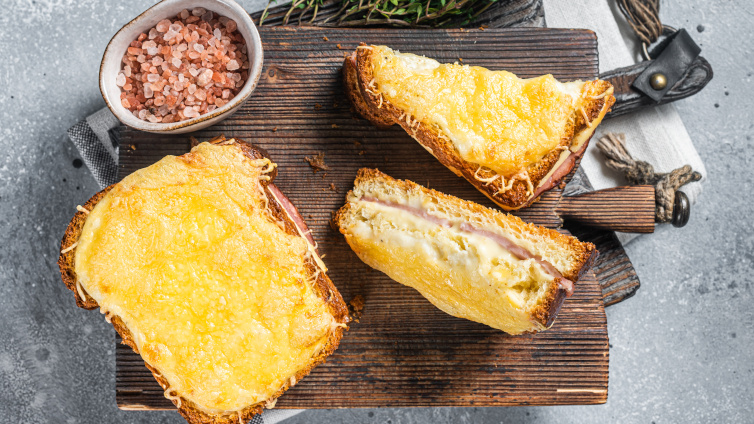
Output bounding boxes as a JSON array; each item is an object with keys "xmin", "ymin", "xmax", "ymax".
[
  {"xmin": 361, "ymin": 196, "xmax": 574, "ymax": 296},
  {"xmin": 268, "ymin": 183, "xmax": 316, "ymax": 247}
]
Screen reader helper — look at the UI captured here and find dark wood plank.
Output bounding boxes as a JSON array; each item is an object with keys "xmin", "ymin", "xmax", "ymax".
[
  {"xmin": 556, "ymin": 185, "xmax": 656, "ymax": 233},
  {"xmin": 116, "ymin": 27, "xmax": 609, "ymax": 409}
]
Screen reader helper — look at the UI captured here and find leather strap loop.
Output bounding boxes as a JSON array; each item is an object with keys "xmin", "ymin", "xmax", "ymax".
[{"xmin": 632, "ymin": 28, "xmax": 701, "ymax": 102}]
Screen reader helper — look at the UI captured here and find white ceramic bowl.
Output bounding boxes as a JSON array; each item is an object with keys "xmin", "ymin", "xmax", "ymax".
[{"xmin": 99, "ymin": 0, "xmax": 263, "ymax": 134}]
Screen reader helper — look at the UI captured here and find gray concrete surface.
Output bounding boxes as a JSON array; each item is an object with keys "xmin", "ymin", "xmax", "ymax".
[{"xmin": 0, "ymin": 0, "xmax": 751, "ymax": 423}]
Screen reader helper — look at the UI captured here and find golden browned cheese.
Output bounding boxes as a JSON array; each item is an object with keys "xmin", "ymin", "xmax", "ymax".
[
  {"xmin": 370, "ymin": 46, "xmax": 585, "ymax": 176},
  {"xmin": 74, "ymin": 143, "xmax": 336, "ymax": 414}
]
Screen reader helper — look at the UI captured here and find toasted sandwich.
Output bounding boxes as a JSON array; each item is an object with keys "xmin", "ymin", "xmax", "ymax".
[
  {"xmin": 335, "ymin": 169, "xmax": 596, "ymax": 334},
  {"xmin": 58, "ymin": 137, "xmax": 349, "ymax": 423},
  {"xmin": 343, "ymin": 45, "xmax": 615, "ymax": 210}
]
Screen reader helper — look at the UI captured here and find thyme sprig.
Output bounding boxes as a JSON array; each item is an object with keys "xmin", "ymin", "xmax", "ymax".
[{"xmin": 260, "ymin": 0, "xmax": 498, "ymax": 28}]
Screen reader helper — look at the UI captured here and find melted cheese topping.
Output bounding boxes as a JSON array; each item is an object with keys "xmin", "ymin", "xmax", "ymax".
[
  {"xmin": 347, "ymin": 198, "xmax": 553, "ymax": 335},
  {"xmin": 370, "ymin": 46, "xmax": 586, "ymax": 176},
  {"xmin": 74, "ymin": 142, "xmax": 336, "ymax": 413}
]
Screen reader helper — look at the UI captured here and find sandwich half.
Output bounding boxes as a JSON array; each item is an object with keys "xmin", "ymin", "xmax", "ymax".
[
  {"xmin": 343, "ymin": 45, "xmax": 616, "ymax": 210},
  {"xmin": 58, "ymin": 137, "xmax": 349, "ymax": 424},
  {"xmin": 335, "ymin": 169, "xmax": 596, "ymax": 334}
]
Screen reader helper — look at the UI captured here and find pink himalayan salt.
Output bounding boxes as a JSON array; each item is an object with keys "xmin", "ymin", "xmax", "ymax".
[{"xmin": 117, "ymin": 10, "xmax": 249, "ymax": 122}]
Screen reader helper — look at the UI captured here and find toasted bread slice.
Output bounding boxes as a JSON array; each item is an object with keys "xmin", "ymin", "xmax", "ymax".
[
  {"xmin": 343, "ymin": 45, "xmax": 616, "ymax": 210},
  {"xmin": 58, "ymin": 137, "xmax": 349, "ymax": 424},
  {"xmin": 336, "ymin": 169, "xmax": 596, "ymax": 334}
]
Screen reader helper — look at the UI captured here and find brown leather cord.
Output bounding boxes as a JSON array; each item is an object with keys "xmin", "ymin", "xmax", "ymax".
[
  {"xmin": 596, "ymin": 133, "xmax": 702, "ymax": 223},
  {"xmin": 616, "ymin": 0, "xmax": 663, "ymax": 45}
]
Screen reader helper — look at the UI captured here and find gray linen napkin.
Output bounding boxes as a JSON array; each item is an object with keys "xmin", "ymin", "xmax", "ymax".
[{"xmin": 67, "ymin": 2, "xmax": 707, "ymax": 423}]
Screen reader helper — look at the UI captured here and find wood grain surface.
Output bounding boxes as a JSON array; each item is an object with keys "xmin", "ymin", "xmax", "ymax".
[
  {"xmin": 116, "ymin": 27, "xmax": 609, "ymax": 409},
  {"xmin": 556, "ymin": 185, "xmax": 656, "ymax": 233}
]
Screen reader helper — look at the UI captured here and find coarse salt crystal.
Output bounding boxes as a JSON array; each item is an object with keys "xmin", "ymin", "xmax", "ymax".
[
  {"xmin": 189, "ymin": 67, "xmax": 199, "ymax": 77},
  {"xmin": 184, "ymin": 106, "xmax": 199, "ymax": 117},
  {"xmin": 214, "ymin": 28, "xmax": 222, "ymax": 39},
  {"xmin": 180, "ymin": 9, "xmax": 190, "ymax": 19},
  {"xmin": 192, "ymin": 7, "xmax": 206, "ymax": 16},
  {"xmin": 116, "ymin": 73, "xmax": 126, "ymax": 86},
  {"xmin": 156, "ymin": 19, "xmax": 171, "ymax": 33},
  {"xmin": 188, "ymin": 84, "xmax": 197, "ymax": 94},
  {"xmin": 144, "ymin": 85, "xmax": 154, "ymax": 98},
  {"xmin": 137, "ymin": 54, "xmax": 146, "ymax": 63},
  {"xmin": 171, "ymin": 57, "xmax": 182, "ymax": 68},
  {"xmin": 226, "ymin": 60, "xmax": 239, "ymax": 71},
  {"xmin": 147, "ymin": 73, "xmax": 159, "ymax": 83},
  {"xmin": 194, "ymin": 43, "xmax": 204, "ymax": 53},
  {"xmin": 196, "ymin": 69, "xmax": 213, "ymax": 86}
]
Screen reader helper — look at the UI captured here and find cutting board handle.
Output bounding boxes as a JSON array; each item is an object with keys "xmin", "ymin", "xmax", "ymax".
[{"xmin": 556, "ymin": 186, "xmax": 656, "ymax": 233}]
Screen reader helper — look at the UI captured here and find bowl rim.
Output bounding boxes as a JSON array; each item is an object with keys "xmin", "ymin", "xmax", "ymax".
[{"xmin": 99, "ymin": 0, "xmax": 263, "ymax": 133}]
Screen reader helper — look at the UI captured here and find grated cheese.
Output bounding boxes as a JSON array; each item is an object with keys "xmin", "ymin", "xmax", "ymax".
[
  {"xmin": 61, "ymin": 242, "xmax": 78, "ymax": 254},
  {"xmin": 579, "ymin": 106, "xmax": 591, "ymax": 126}
]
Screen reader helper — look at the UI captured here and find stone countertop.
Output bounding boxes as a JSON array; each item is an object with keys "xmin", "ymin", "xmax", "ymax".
[{"xmin": 0, "ymin": 0, "xmax": 751, "ymax": 423}]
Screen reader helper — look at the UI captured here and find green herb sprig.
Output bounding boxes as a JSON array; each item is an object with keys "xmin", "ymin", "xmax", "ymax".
[{"xmin": 260, "ymin": 0, "xmax": 498, "ymax": 28}]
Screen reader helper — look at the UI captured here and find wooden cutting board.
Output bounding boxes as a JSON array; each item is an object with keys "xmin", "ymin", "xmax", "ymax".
[{"xmin": 115, "ymin": 27, "xmax": 609, "ymax": 409}]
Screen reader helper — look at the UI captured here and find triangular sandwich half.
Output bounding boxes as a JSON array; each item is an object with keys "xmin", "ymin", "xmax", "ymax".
[
  {"xmin": 344, "ymin": 45, "xmax": 615, "ymax": 210},
  {"xmin": 336, "ymin": 169, "xmax": 596, "ymax": 335}
]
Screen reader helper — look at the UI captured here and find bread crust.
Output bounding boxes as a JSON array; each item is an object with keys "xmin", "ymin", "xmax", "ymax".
[
  {"xmin": 335, "ymin": 168, "xmax": 597, "ymax": 331},
  {"xmin": 58, "ymin": 138, "xmax": 349, "ymax": 424},
  {"xmin": 343, "ymin": 45, "xmax": 616, "ymax": 210}
]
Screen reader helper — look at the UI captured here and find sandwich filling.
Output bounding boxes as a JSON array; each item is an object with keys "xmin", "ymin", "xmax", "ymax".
[
  {"xmin": 74, "ymin": 142, "xmax": 338, "ymax": 413},
  {"xmin": 367, "ymin": 45, "xmax": 587, "ymax": 177},
  {"xmin": 358, "ymin": 196, "xmax": 572, "ymax": 296}
]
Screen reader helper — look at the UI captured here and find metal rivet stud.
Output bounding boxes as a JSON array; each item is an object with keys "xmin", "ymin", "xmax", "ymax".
[
  {"xmin": 650, "ymin": 73, "xmax": 668, "ymax": 90},
  {"xmin": 672, "ymin": 191, "xmax": 690, "ymax": 228}
]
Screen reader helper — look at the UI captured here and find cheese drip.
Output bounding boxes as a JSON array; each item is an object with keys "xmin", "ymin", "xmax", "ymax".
[
  {"xmin": 74, "ymin": 142, "xmax": 336, "ymax": 413},
  {"xmin": 370, "ymin": 46, "xmax": 585, "ymax": 176}
]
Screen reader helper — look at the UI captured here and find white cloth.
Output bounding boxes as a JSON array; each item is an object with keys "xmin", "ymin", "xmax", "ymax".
[{"xmin": 544, "ymin": 0, "xmax": 707, "ymax": 243}]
